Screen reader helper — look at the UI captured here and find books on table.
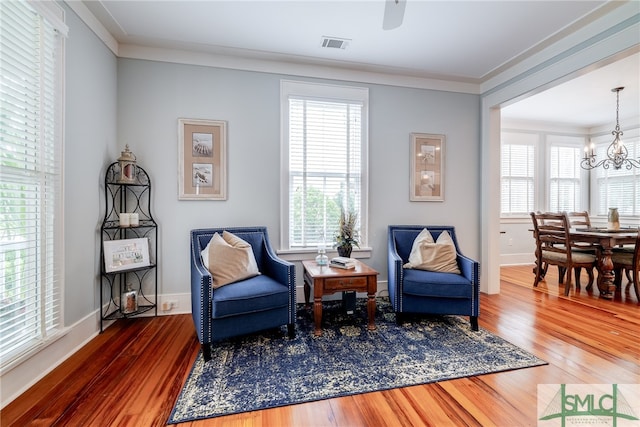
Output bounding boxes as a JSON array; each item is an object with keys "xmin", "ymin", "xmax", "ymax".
[{"xmin": 330, "ymin": 257, "xmax": 356, "ymax": 269}]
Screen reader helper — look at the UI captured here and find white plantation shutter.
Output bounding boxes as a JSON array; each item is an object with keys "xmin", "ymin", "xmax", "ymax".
[
  {"xmin": 0, "ymin": 0, "xmax": 65, "ymax": 366},
  {"xmin": 595, "ymin": 136, "xmax": 640, "ymax": 216},
  {"xmin": 282, "ymin": 81, "xmax": 368, "ymax": 249},
  {"xmin": 548, "ymin": 140, "xmax": 583, "ymax": 212},
  {"xmin": 501, "ymin": 133, "xmax": 535, "ymax": 215}
]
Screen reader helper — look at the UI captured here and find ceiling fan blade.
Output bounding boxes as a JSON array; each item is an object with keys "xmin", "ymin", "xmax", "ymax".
[{"xmin": 383, "ymin": 0, "xmax": 406, "ymax": 30}]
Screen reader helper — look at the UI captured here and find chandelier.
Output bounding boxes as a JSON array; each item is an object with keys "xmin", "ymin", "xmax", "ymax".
[{"xmin": 581, "ymin": 86, "xmax": 639, "ymax": 170}]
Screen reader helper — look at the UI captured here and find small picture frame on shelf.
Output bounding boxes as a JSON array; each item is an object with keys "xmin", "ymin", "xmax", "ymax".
[
  {"xmin": 410, "ymin": 133, "xmax": 445, "ymax": 202},
  {"xmin": 178, "ymin": 118, "xmax": 227, "ymax": 200},
  {"xmin": 122, "ymin": 288, "xmax": 138, "ymax": 314},
  {"xmin": 103, "ymin": 238, "xmax": 150, "ymax": 273}
]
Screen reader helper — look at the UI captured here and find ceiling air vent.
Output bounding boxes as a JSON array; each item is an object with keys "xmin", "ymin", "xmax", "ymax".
[{"xmin": 320, "ymin": 36, "xmax": 350, "ymax": 50}]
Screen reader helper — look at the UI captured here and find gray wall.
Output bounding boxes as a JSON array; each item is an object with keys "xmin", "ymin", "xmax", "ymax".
[
  {"xmin": 64, "ymin": 4, "xmax": 117, "ymax": 325},
  {"xmin": 116, "ymin": 59, "xmax": 481, "ymax": 296}
]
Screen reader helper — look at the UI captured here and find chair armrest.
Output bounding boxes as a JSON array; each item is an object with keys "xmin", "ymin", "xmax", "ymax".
[
  {"xmin": 261, "ymin": 240, "xmax": 296, "ymax": 323},
  {"xmin": 262, "ymin": 246, "xmax": 295, "ymax": 287},
  {"xmin": 457, "ymin": 253, "xmax": 480, "ymax": 315},
  {"xmin": 387, "ymin": 233, "xmax": 404, "ymax": 311},
  {"xmin": 191, "ymin": 238, "xmax": 212, "ymax": 345}
]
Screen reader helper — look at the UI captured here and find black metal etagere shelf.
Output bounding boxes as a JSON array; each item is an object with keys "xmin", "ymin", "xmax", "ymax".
[{"xmin": 99, "ymin": 162, "xmax": 158, "ymax": 332}]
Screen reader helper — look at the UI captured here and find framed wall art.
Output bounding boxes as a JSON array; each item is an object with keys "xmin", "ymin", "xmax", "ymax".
[
  {"xmin": 410, "ymin": 133, "xmax": 445, "ymax": 201},
  {"xmin": 178, "ymin": 118, "xmax": 227, "ymax": 200},
  {"xmin": 103, "ymin": 238, "xmax": 150, "ymax": 273}
]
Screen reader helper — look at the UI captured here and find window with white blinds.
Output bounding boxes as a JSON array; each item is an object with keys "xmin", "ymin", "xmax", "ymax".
[
  {"xmin": 548, "ymin": 138, "xmax": 583, "ymax": 212},
  {"xmin": 594, "ymin": 135, "xmax": 640, "ymax": 216},
  {"xmin": 501, "ymin": 132, "xmax": 536, "ymax": 215},
  {"xmin": 0, "ymin": 0, "xmax": 65, "ymax": 367},
  {"xmin": 281, "ymin": 81, "xmax": 368, "ymax": 249}
]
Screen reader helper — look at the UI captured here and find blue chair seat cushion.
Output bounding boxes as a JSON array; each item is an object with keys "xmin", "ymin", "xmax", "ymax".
[
  {"xmin": 212, "ymin": 275, "xmax": 289, "ymax": 318},
  {"xmin": 402, "ymin": 268, "xmax": 472, "ymax": 298}
]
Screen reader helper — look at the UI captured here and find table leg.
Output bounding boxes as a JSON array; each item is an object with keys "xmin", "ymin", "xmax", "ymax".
[
  {"xmin": 304, "ymin": 280, "xmax": 311, "ymax": 308},
  {"xmin": 597, "ymin": 248, "xmax": 616, "ymax": 299},
  {"xmin": 367, "ymin": 293, "xmax": 376, "ymax": 331},
  {"xmin": 313, "ymin": 297, "xmax": 322, "ymax": 336}
]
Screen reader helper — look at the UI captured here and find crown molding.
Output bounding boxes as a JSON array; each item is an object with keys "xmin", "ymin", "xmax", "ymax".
[
  {"xmin": 65, "ymin": 0, "xmax": 118, "ymax": 55},
  {"xmin": 117, "ymin": 43, "xmax": 481, "ymax": 94}
]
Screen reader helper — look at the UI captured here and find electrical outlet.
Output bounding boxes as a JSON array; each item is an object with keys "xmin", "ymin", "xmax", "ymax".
[
  {"xmin": 162, "ymin": 300, "xmax": 178, "ymax": 312},
  {"xmin": 508, "ymin": 238, "xmax": 513, "ymax": 246}
]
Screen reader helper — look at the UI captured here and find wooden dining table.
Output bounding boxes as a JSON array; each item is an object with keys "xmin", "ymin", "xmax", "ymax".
[{"xmin": 569, "ymin": 227, "xmax": 638, "ymax": 298}]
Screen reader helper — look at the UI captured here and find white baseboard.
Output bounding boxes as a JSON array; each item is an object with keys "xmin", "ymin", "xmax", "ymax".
[
  {"xmin": 500, "ymin": 253, "xmax": 535, "ymax": 266},
  {"xmin": 1, "ymin": 309, "xmax": 100, "ymax": 409},
  {"xmin": 0, "ymin": 292, "xmax": 191, "ymax": 409},
  {"xmin": 0, "ymin": 281, "xmax": 390, "ymax": 409}
]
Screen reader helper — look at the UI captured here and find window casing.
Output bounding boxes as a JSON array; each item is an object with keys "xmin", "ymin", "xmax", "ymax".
[
  {"xmin": 280, "ymin": 80, "xmax": 369, "ymax": 251},
  {"xmin": 0, "ymin": 0, "xmax": 66, "ymax": 369}
]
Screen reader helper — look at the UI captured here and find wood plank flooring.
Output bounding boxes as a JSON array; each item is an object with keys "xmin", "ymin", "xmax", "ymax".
[{"xmin": 2, "ymin": 265, "xmax": 638, "ymax": 426}]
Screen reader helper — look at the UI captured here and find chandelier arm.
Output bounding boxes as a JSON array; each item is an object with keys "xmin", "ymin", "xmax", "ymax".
[{"xmin": 580, "ymin": 87, "xmax": 637, "ymax": 170}]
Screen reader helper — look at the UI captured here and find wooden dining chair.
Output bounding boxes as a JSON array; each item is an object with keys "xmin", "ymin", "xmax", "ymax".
[
  {"xmin": 566, "ymin": 211, "xmax": 591, "ymax": 228},
  {"xmin": 530, "ymin": 212, "xmax": 597, "ymax": 295},
  {"xmin": 611, "ymin": 231, "xmax": 640, "ymax": 302},
  {"xmin": 565, "ymin": 210, "xmax": 597, "ymax": 287}
]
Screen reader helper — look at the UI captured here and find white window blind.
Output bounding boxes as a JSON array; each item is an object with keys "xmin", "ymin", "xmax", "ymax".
[
  {"xmin": 281, "ymin": 81, "xmax": 368, "ymax": 250},
  {"xmin": 501, "ymin": 133, "xmax": 535, "ymax": 215},
  {"xmin": 548, "ymin": 140, "xmax": 583, "ymax": 212},
  {"xmin": 0, "ymin": 0, "xmax": 65, "ymax": 367},
  {"xmin": 594, "ymin": 135, "xmax": 640, "ymax": 216}
]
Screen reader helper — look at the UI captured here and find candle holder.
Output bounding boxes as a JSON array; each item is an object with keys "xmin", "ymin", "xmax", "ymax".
[
  {"xmin": 315, "ymin": 244, "xmax": 329, "ymax": 266},
  {"xmin": 117, "ymin": 145, "xmax": 137, "ymax": 183}
]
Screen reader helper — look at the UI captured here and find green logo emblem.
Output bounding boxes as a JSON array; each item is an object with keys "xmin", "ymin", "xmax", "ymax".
[{"xmin": 539, "ymin": 384, "xmax": 639, "ymax": 426}]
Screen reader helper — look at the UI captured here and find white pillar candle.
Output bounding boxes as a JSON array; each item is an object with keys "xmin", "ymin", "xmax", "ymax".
[
  {"xmin": 129, "ymin": 213, "xmax": 139, "ymax": 227},
  {"xmin": 119, "ymin": 213, "xmax": 130, "ymax": 227}
]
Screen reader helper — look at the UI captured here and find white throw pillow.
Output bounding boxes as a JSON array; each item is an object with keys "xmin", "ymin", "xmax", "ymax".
[
  {"xmin": 406, "ymin": 228, "xmax": 434, "ymax": 267},
  {"xmin": 404, "ymin": 229, "xmax": 461, "ymax": 274},
  {"xmin": 201, "ymin": 231, "xmax": 261, "ymax": 288}
]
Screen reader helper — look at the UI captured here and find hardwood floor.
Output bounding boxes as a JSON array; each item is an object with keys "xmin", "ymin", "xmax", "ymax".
[{"xmin": 2, "ymin": 265, "xmax": 638, "ymax": 426}]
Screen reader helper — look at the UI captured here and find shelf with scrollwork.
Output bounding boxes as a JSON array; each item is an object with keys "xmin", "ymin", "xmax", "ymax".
[{"xmin": 99, "ymin": 161, "xmax": 158, "ymax": 332}]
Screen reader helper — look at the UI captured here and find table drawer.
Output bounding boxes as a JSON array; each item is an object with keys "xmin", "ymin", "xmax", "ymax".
[{"xmin": 323, "ymin": 276, "xmax": 367, "ymax": 291}]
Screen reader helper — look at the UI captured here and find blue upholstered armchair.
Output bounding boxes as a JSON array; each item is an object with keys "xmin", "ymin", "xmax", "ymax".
[
  {"xmin": 387, "ymin": 225, "xmax": 479, "ymax": 330},
  {"xmin": 190, "ymin": 227, "xmax": 296, "ymax": 361}
]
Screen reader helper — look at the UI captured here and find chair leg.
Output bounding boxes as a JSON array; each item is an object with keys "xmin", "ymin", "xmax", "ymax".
[
  {"xmin": 470, "ymin": 316, "xmax": 479, "ymax": 331},
  {"xmin": 564, "ymin": 268, "xmax": 573, "ymax": 296},
  {"xmin": 287, "ymin": 323, "xmax": 296, "ymax": 338},
  {"xmin": 558, "ymin": 266, "xmax": 566, "ymax": 284},
  {"xmin": 202, "ymin": 343, "xmax": 212, "ymax": 362},
  {"xmin": 533, "ymin": 260, "xmax": 544, "ymax": 287},
  {"xmin": 632, "ymin": 270, "xmax": 640, "ymax": 302},
  {"xmin": 586, "ymin": 268, "xmax": 594, "ymax": 290},
  {"xmin": 613, "ymin": 268, "xmax": 623, "ymax": 287},
  {"xmin": 574, "ymin": 267, "xmax": 582, "ymax": 289}
]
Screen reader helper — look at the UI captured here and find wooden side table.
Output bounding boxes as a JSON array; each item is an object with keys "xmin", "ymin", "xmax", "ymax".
[{"xmin": 302, "ymin": 259, "xmax": 378, "ymax": 336}]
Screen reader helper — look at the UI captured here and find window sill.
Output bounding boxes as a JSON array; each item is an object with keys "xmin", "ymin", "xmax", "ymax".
[
  {"xmin": 276, "ymin": 247, "xmax": 373, "ymax": 262},
  {"xmin": 500, "ymin": 216, "xmax": 532, "ymax": 224},
  {"xmin": 0, "ymin": 327, "xmax": 70, "ymax": 375}
]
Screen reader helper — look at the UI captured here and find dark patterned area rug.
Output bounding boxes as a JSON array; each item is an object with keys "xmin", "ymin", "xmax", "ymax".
[{"xmin": 168, "ymin": 298, "xmax": 546, "ymax": 424}]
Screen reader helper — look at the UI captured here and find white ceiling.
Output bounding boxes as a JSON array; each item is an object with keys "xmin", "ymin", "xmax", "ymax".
[
  {"xmin": 80, "ymin": 0, "xmax": 639, "ymax": 128},
  {"xmin": 501, "ymin": 51, "xmax": 640, "ymax": 129}
]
